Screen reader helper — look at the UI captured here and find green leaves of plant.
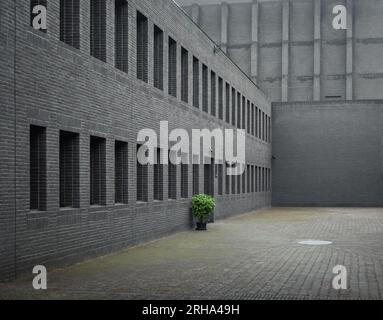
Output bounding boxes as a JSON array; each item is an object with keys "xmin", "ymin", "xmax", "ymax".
[{"xmin": 192, "ymin": 194, "xmax": 216, "ymax": 223}]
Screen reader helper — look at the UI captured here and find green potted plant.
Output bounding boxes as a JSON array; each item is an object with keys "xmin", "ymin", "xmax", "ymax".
[{"xmin": 192, "ymin": 194, "xmax": 216, "ymax": 231}]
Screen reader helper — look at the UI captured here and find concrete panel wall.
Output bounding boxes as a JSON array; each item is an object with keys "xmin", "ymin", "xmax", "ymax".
[
  {"xmin": 289, "ymin": 0, "xmax": 314, "ymax": 101},
  {"xmin": 353, "ymin": 0, "xmax": 383, "ymax": 99},
  {"xmin": 258, "ymin": 1, "xmax": 283, "ymax": 101},
  {"xmin": 228, "ymin": 3, "xmax": 252, "ymax": 45},
  {"xmin": 290, "ymin": 0, "xmax": 314, "ymax": 42},
  {"xmin": 226, "ymin": 3, "xmax": 252, "ymax": 74},
  {"xmin": 290, "ymin": 45, "xmax": 314, "ymax": 101},
  {"xmin": 199, "ymin": 4, "xmax": 221, "ymax": 45},
  {"xmin": 181, "ymin": 0, "xmax": 383, "ymax": 103},
  {"xmin": 272, "ymin": 101, "xmax": 383, "ymax": 206},
  {"xmin": 321, "ymin": 0, "xmax": 347, "ymax": 100},
  {"xmin": 354, "ymin": 0, "xmax": 383, "ymax": 38}
]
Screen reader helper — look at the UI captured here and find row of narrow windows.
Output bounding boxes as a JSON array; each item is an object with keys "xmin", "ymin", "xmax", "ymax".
[
  {"xmin": 30, "ymin": 0, "xmax": 271, "ymax": 144},
  {"xmin": 30, "ymin": 125, "xmax": 271, "ymax": 211}
]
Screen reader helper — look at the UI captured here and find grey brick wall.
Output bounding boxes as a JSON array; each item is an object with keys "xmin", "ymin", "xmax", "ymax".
[
  {"xmin": 0, "ymin": 0, "xmax": 16, "ymax": 282},
  {"xmin": 272, "ymin": 100, "xmax": 383, "ymax": 207},
  {"xmin": 0, "ymin": 0, "xmax": 272, "ymax": 280}
]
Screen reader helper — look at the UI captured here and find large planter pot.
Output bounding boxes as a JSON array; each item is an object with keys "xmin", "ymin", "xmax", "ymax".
[{"xmin": 196, "ymin": 222, "xmax": 207, "ymax": 231}]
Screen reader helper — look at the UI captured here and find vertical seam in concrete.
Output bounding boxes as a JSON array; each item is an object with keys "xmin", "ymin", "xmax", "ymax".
[
  {"xmin": 281, "ymin": 0, "xmax": 289, "ymax": 102},
  {"xmin": 251, "ymin": 0, "xmax": 258, "ymax": 84},
  {"xmin": 313, "ymin": 0, "xmax": 321, "ymax": 101},
  {"xmin": 191, "ymin": 4, "xmax": 199, "ymax": 25},
  {"xmin": 346, "ymin": 0, "xmax": 354, "ymax": 100},
  {"xmin": 221, "ymin": 2, "xmax": 228, "ymax": 53}
]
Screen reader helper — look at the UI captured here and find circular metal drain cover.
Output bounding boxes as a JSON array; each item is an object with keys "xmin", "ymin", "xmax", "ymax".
[{"xmin": 298, "ymin": 240, "xmax": 333, "ymax": 246}]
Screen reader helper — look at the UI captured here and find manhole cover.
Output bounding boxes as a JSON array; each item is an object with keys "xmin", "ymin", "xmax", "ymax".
[{"xmin": 298, "ymin": 240, "xmax": 333, "ymax": 246}]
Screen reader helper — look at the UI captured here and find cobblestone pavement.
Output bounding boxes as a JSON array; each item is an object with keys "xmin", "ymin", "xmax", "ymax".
[{"xmin": 1, "ymin": 208, "xmax": 383, "ymax": 300}]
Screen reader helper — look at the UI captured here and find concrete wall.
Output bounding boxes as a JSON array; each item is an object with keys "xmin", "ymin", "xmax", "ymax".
[
  {"xmin": 272, "ymin": 100, "xmax": 383, "ymax": 207},
  {"xmin": 181, "ymin": 0, "xmax": 383, "ymax": 103},
  {"xmin": 0, "ymin": 0, "xmax": 271, "ymax": 280}
]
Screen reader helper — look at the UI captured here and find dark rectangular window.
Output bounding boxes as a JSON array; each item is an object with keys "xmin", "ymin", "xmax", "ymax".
[
  {"xmin": 251, "ymin": 165, "xmax": 255, "ymax": 193},
  {"xmin": 218, "ymin": 77, "xmax": 223, "ymax": 120},
  {"xmin": 30, "ymin": 125, "xmax": 46, "ymax": 211},
  {"xmin": 202, "ymin": 64, "xmax": 208, "ymax": 112},
  {"xmin": 193, "ymin": 57, "xmax": 199, "ymax": 108},
  {"xmin": 153, "ymin": 25, "xmax": 164, "ymax": 90},
  {"xmin": 262, "ymin": 167, "xmax": 265, "ymax": 192},
  {"xmin": 136, "ymin": 11, "xmax": 148, "ymax": 82},
  {"xmin": 181, "ymin": 163, "xmax": 189, "ymax": 198},
  {"xmin": 267, "ymin": 115, "xmax": 270, "ymax": 143},
  {"xmin": 115, "ymin": 0, "xmax": 129, "ymax": 72},
  {"xmin": 181, "ymin": 47, "xmax": 189, "ymax": 103},
  {"xmin": 225, "ymin": 164, "xmax": 230, "ymax": 195},
  {"xmin": 231, "ymin": 167, "xmax": 236, "ymax": 194},
  {"xmin": 269, "ymin": 168, "xmax": 271, "ymax": 191},
  {"xmin": 255, "ymin": 107, "xmax": 258, "ymax": 138},
  {"xmin": 60, "ymin": 0, "xmax": 80, "ymax": 48},
  {"xmin": 168, "ymin": 153, "xmax": 177, "ymax": 199},
  {"xmin": 90, "ymin": 136, "xmax": 106, "ymax": 206},
  {"xmin": 237, "ymin": 93, "xmax": 241, "ymax": 129},
  {"xmin": 115, "ymin": 141, "xmax": 128, "ymax": 204},
  {"xmin": 242, "ymin": 170, "xmax": 246, "ymax": 194},
  {"xmin": 154, "ymin": 148, "xmax": 163, "ymax": 201},
  {"xmin": 231, "ymin": 88, "xmax": 236, "ymax": 126},
  {"xmin": 30, "ymin": 0, "xmax": 47, "ymax": 33},
  {"xmin": 247, "ymin": 101, "xmax": 251, "ymax": 134},
  {"xmin": 204, "ymin": 159, "xmax": 214, "ymax": 196},
  {"xmin": 265, "ymin": 114, "xmax": 267, "ymax": 142},
  {"xmin": 218, "ymin": 164, "xmax": 223, "ymax": 195},
  {"xmin": 137, "ymin": 144, "xmax": 148, "ymax": 202},
  {"xmin": 269, "ymin": 168, "xmax": 272, "ymax": 191},
  {"xmin": 269, "ymin": 116, "xmax": 272, "ymax": 143},
  {"xmin": 264, "ymin": 114, "xmax": 267, "ymax": 142},
  {"xmin": 251, "ymin": 104, "xmax": 255, "ymax": 136},
  {"xmin": 242, "ymin": 97, "xmax": 246, "ymax": 130},
  {"xmin": 255, "ymin": 166, "xmax": 258, "ymax": 192},
  {"xmin": 246, "ymin": 164, "xmax": 251, "ymax": 193},
  {"xmin": 258, "ymin": 109, "xmax": 262, "ymax": 139},
  {"xmin": 225, "ymin": 83, "xmax": 230, "ymax": 123},
  {"xmin": 168, "ymin": 37, "xmax": 177, "ymax": 97},
  {"xmin": 193, "ymin": 164, "xmax": 199, "ymax": 195},
  {"xmin": 267, "ymin": 116, "xmax": 271, "ymax": 143},
  {"xmin": 264, "ymin": 113, "xmax": 267, "ymax": 141},
  {"xmin": 210, "ymin": 71, "xmax": 216, "ymax": 116},
  {"xmin": 90, "ymin": 0, "xmax": 106, "ymax": 62},
  {"xmin": 237, "ymin": 174, "xmax": 241, "ymax": 195},
  {"xmin": 60, "ymin": 131, "xmax": 79, "ymax": 208}
]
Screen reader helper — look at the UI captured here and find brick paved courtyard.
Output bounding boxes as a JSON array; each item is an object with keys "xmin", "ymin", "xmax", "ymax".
[{"xmin": 1, "ymin": 208, "xmax": 383, "ymax": 300}]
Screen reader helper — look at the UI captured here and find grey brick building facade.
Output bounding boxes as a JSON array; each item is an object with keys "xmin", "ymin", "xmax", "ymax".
[{"xmin": 0, "ymin": 0, "xmax": 271, "ymax": 281}]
